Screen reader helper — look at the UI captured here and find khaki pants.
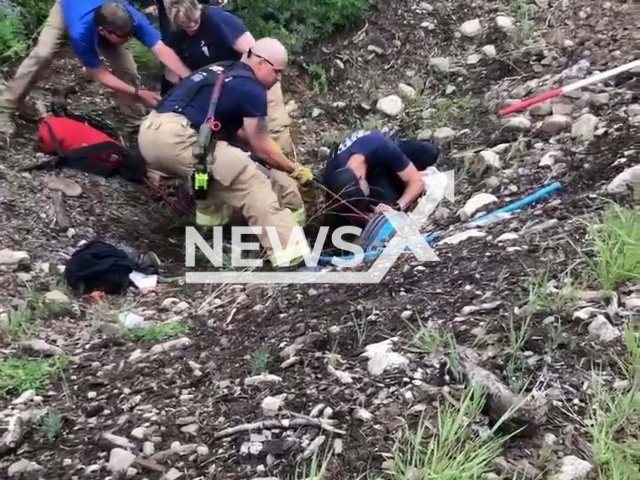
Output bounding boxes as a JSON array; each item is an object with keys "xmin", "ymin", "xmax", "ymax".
[
  {"xmin": 266, "ymin": 81, "xmax": 293, "ymax": 154},
  {"xmin": 138, "ymin": 111, "xmax": 305, "ymax": 257},
  {"xmin": 0, "ymin": 0, "xmax": 141, "ymax": 114}
]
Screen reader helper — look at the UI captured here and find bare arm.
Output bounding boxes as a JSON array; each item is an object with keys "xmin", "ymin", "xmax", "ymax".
[
  {"xmin": 89, "ymin": 65, "xmax": 138, "ymax": 96},
  {"xmin": 395, "ymin": 164, "xmax": 426, "ymax": 210},
  {"xmin": 233, "ymin": 32, "xmax": 256, "ymax": 55},
  {"xmin": 151, "ymin": 41, "xmax": 191, "ymax": 80},
  {"xmin": 243, "ymin": 116, "xmax": 296, "ymax": 173}
]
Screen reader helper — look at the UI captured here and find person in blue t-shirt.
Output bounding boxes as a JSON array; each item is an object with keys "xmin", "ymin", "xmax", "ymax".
[
  {"xmin": 138, "ymin": 39, "xmax": 314, "ymax": 269},
  {"xmin": 322, "ymin": 130, "xmax": 440, "ymax": 227},
  {"xmin": 0, "ymin": 0, "xmax": 192, "ymax": 137}
]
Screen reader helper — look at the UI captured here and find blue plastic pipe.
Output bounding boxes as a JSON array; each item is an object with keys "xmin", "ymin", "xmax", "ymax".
[
  {"xmin": 317, "ymin": 181, "xmax": 563, "ymax": 267},
  {"xmin": 468, "ymin": 181, "xmax": 563, "ymax": 227}
]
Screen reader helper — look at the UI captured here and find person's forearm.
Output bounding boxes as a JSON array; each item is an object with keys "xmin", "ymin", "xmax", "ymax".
[
  {"xmin": 152, "ymin": 42, "xmax": 191, "ymax": 79},
  {"xmin": 251, "ymin": 137, "xmax": 296, "ymax": 173},
  {"xmin": 397, "ymin": 179, "xmax": 425, "ymax": 209},
  {"xmin": 90, "ymin": 67, "xmax": 138, "ymax": 96}
]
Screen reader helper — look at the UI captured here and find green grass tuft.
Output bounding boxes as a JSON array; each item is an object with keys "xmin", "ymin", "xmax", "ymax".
[
  {"xmin": 123, "ymin": 320, "xmax": 189, "ymax": 342},
  {"xmin": 385, "ymin": 386, "xmax": 512, "ymax": 480},
  {"xmin": 0, "ymin": 355, "xmax": 70, "ymax": 398},
  {"xmin": 587, "ymin": 205, "xmax": 640, "ymax": 291},
  {"xmin": 251, "ymin": 345, "xmax": 271, "ymax": 374}
]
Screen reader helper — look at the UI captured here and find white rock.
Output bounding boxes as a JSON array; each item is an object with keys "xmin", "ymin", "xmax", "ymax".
[
  {"xmin": 12, "ymin": 390, "xmax": 35, "ymax": 405},
  {"xmin": 440, "ymin": 229, "xmax": 487, "ymax": 245},
  {"xmin": 623, "ymin": 296, "xmax": 640, "ymax": 310},
  {"xmin": 482, "ymin": 45, "xmax": 497, "ymax": 57},
  {"xmin": 606, "ymin": 165, "xmax": 640, "ymax": 195},
  {"xmin": 8, "ymin": 459, "xmax": 43, "ymax": 476},
  {"xmin": 311, "ymin": 108, "xmax": 323, "ymax": 118},
  {"xmin": 108, "ymin": 448, "xmax": 136, "ymax": 473},
  {"xmin": 367, "ymin": 44, "xmax": 385, "ymax": 55},
  {"xmin": 588, "ymin": 315, "xmax": 621, "ymax": 343},
  {"xmin": 460, "ymin": 19, "xmax": 482, "ymax": 37},
  {"xmin": 143, "ymin": 441, "xmax": 155, "ymax": 456},
  {"xmin": 149, "ymin": 338, "xmax": 192, "ymax": 355},
  {"xmin": 46, "ymin": 177, "xmax": 82, "ymax": 197},
  {"xmin": 495, "ymin": 15, "xmax": 516, "ymax": 32},
  {"xmin": 86, "ymin": 464, "xmax": 101, "ymax": 474},
  {"xmin": 572, "ymin": 307, "xmax": 599, "ymax": 321},
  {"xmin": 397, "ymin": 83, "xmax": 418, "ymax": 100},
  {"xmin": 552, "ymin": 103, "xmax": 574, "ymax": 116},
  {"xmin": 197, "ymin": 445, "xmax": 210, "ymax": 457},
  {"xmin": 20, "ymin": 339, "xmax": 64, "ymax": 356},
  {"xmin": 376, "ymin": 95, "xmax": 404, "ymax": 117},
  {"xmin": 160, "ymin": 298, "xmax": 180, "ymax": 310},
  {"xmin": 571, "ymin": 113, "xmax": 599, "ymax": 142},
  {"xmin": 504, "ymin": 115, "xmax": 531, "ymax": 131},
  {"xmin": 44, "ymin": 289, "xmax": 70, "ymax": 304},
  {"xmin": 172, "ymin": 301, "xmax": 189, "ymax": 313},
  {"xmin": 129, "ymin": 349, "xmax": 145, "ymax": 363},
  {"xmin": 87, "ymin": 391, "xmax": 97, "ymax": 399},
  {"xmin": 491, "ymin": 143, "xmax": 511, "ymax": 154},
  {"xmin": 458, "ymin": 193, "xmax": 499, "ymax": 221},
  {"xmin": 328, "ymin": 364, "xmax": 354, "ymax": 384},
  {"xmin": 495, "ymin": 232, "xmax": 519, "ymax": 243},
  {"xmin": 461, "ymin": 301, "xmax": 502, "ymax": 315},
  {"xmin": 539, "ymin": 151, "xmax": 561, "ymax": 167},
  {"xmin": 550, "ymin": 455, "xmax": 593, "ymax": 480},
  {"xmin": 401, "ymin": 310, "xmax": 413, "ymax": 320},
  {"xmin": 417, "ymin": 129, "xmax": 433, "ymax": 141},
  {"xmin": 119, "ymin": 312, "xmax": 145, "ymax": 328},
  {"xmin": 334, "ymin": 438, "xmax": 344, "ymax": 454},
  {"xmin": 477, "ymin": 150, "xmax": 502, "ymax": 169},
  {"xmin": 262, "ymin": 395, "xmax": 286, "ymax": 416},
  {"xmin": 131, "ymin": 427, "xmax": 146, "ymax": 440},
  {"xmin": 429, "ymin": 57, "xmax": 450, "ymax": 73},
  {"xmin": 162, "ymin": 468, "xmax": 184, "ymax": 480},
  {"xmin": 627, "ymin": 104, "xmax": 640, "ymax": 117},
  {"xmin": 102, "ymin": 432, "xmax": 137, "ymax": 450},
  {"xmin": 244, "ymin": 373, "xmax": 283, "ymax": 386},
  {"xmin": 467, "ymin": 54, "xmax": 482, "ymax": 65},
  {"xmin": 433, "ymin": 127, "xmax": 456, "ymax": 143},
  {"xmin": 541, "ymin": 114, "xmax": 572, "ymax": 134},
  {"xmin": 181, "ymin": 423, "xmax": 199, "ymax": 435},
  {"xmin": 353, "ymin": 408, "xmax": 373, "ymax": 422},
  {"xmin": 362, "ymin": 338, "xmax": 409, "ymax": 376},
  {"xmin": 530, "ymin": 102, "xmax": 552, "ymax": 116},
  {"xmin": 126, "ymin": 467, "xmax": 138, "ymax": 478}
]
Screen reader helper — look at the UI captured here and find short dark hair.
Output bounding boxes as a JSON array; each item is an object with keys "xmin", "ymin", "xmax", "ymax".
[
  {"xmin": 397, "ymin": 140, "xmax": 440, "ymax": 171},
  {"xmin": 94, "ymin": 2, "xmax": 135, "ymax": 35}
]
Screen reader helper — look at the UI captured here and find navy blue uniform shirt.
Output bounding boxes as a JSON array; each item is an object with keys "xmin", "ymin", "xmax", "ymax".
[
  {"xmin": 323, "ymin": 131, "xmax": 411, "ymax": 187},
  {"xmin": 165, "ymin": 6, "xmax": 247, "ymax": 71},
  {"xmin": 178, "ymin": 63, "xmax": 267, "ymax": 141}
]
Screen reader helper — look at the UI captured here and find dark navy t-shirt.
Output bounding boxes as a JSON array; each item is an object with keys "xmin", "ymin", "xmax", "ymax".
[
  {"xmin": 178, "ymin": 63, "xmax": 267, "ymax": 140},
  {"xmin": 165, "ymin": 6, "xmax": 247, "ymax": 71},
  {"xmin": 62, "ymin": 0, "xmax": 160, "ymax": 68},
  {"xmin": 323, "ymin": 130, "xmax": 411, "ymax": 186}
]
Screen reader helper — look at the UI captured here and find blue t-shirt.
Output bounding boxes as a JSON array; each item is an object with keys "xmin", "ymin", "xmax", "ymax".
[
  {"xmin": 62, "ymin": 0, "xmax": 161, "ymax": 68},
  {"xmin": 323, "ymin": 130, "xmax": 411, "ymax": 187},
  {"xmin": 177, "ymin": 63, "xmax": 267, "ymax": 140},
  {"xmin": 165, "ymin": 6, "xmax": 247, "ymax": 71}
]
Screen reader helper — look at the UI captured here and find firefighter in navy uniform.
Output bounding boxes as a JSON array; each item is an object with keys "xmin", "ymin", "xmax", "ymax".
[{"xmin": 138, "ymin": 38, "xmax": 312, "ymax": 269}]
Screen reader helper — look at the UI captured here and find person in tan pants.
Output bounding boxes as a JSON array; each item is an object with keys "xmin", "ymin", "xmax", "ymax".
[
  {"xmin": 0, "ymin": 1, "xmax": 192, "ymax": 137},
  {"xmin": 138, "ymin": 38, "xmax": 314, "ymax": 268},
  {"xmin": 156, "ymin": 0, "xmax": 304, "ymax": 220}
]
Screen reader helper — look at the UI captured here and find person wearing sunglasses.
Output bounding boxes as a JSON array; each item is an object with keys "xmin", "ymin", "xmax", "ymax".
[
  {"xmin": 0, "ymin": 1, "xmax": 191, "ymax": 137},
  {"xmin": 161, "ymin": 0, "xmax": 294, "ymax": 158},
  {"xmin": 138, "ymin": 38, "xmax": 314, "ymax": 269}
]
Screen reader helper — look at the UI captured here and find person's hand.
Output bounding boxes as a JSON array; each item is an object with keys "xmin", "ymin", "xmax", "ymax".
[
  {"xmin": 290, "ymin": 164, "xmax": 314, "ymax": 185},
  {"xmin": 137, "ymin": 89, "xmax": 161, "ymax": 108},
  {"xmin": 144, "ymin": 5, "xmax": 158, "ymax": 17},
  {"xmin": 374, "ymin": 203, "xmax": 395, "ymax": 215}
]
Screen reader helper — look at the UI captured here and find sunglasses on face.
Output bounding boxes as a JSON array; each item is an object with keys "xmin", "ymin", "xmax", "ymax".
[{"xmin": 252, "ymin": 52, "xmax": 284, "ymax": 74}]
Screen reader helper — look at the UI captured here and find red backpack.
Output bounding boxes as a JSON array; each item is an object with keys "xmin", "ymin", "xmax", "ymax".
[{"xmin": 37, "ymin": 116, "xmax": 127, "ymax": 177}]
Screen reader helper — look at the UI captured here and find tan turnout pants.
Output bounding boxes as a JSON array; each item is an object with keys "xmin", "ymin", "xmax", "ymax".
[
  {"xmin": 0, "ymin": 0, "xmax": 142, "ymax": 115},
  {"xmin": 138, "ymin": 111, "xmax": 305, "ymax": 257}
]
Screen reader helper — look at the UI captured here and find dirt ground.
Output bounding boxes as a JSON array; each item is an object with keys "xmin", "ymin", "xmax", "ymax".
[{"xmin": 1, "ymin": 1, "xmax": 639, "ymax": 479}]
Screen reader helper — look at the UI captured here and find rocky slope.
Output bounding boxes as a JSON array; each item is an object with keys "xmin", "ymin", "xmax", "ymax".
[{"xmin": 1, "ymin": 1, "xmax": 639, "ymax": 479}]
